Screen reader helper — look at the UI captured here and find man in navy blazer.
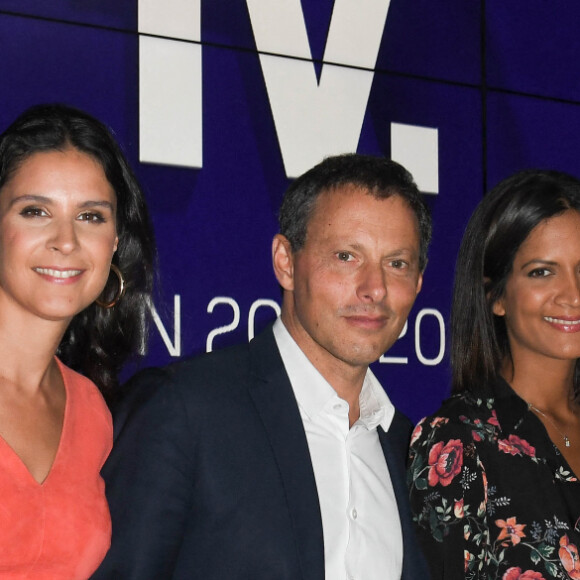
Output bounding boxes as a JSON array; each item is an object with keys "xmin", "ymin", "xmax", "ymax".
[{"xmin": 94, "ymin": 154, "xmax": 432, "ymax": 579}]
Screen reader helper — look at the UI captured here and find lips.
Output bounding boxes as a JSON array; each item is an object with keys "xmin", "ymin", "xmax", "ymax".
[
  {"xmin": 33, "ymin": 267, "xmax": 83, "ymax": 280},
  {"xmin": 544, "ymin": 316, "xmax": 580, "ymax": 333},
  {"xmin": 345, "ymin": 314, "xmax": 388, "ymax": 329},
  {"xmin": 544, "ymin": 316, "xmax": 580, "ymax": 326}
]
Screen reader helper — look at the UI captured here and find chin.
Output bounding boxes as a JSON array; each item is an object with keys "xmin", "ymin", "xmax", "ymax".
[
  {"xmin": 34, "ymin": 302, "xmax": 88, "ymax": 322},
  {"xmin": 342, "ymin": 347, "xmax": 385, "ymax": 367}
]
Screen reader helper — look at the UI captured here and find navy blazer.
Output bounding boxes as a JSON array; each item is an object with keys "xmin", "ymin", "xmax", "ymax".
[{"xmin": 93, "ymin": 326, "xmax": 429, "ymax": 579}]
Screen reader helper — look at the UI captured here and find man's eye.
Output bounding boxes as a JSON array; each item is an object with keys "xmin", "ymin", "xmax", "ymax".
[
  {"xmin": 390, "ymin": 259, "xmax": 408, "ymax": 269},
  {"xmin": 336, "ymin": 252, "xmax": 353, "ymax": 262}
]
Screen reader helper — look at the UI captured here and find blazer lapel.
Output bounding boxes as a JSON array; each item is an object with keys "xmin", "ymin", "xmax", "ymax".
[
  {"xmin": 378, "ymin": 412, "xmax": 432, "ymax": 579},
  {"xmin": 247, "ymin": 327, "xmax": 325, "ymax": 580}
]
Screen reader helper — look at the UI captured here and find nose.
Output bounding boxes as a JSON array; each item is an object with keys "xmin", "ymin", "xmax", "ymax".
[
  {"xmin": 555, "ymin": 271, "xmax": 580, "ymax": 307},
  {"xmin": 356, "ymin": 262, "xmax": 387, "ymax": 303},
  {"xmin": 47, "ymin": 219, "xmax": 79, "ymax": 255}
]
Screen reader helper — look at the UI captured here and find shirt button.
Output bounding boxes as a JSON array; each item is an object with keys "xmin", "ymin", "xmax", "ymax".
[
  {"xmin": 333, "ymin": 403, "xmax": 342, "ymax": 411},
  {"xmin": 352, "ymin": 508, "xmax": 358, "ymax": 519}
]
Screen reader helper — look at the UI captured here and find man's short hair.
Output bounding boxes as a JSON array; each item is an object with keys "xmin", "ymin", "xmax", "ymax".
[{"xmin": 278, "ymin": 153, "xmax": 432, "ymax": 271}]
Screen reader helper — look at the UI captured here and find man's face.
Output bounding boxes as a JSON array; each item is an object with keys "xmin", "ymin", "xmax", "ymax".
[{"xmin": 273, "ymin": 185, "xmax": 423, "ymax": 379}]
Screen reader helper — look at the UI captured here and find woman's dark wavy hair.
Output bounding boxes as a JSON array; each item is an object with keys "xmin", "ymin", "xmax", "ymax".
[
  {"xmin": 0, "ymin": 103, "xmax": 156, "ymax": 400},
  {"xmin": 451, "ymin": 169, "xmax": 580, "ymax": 396},
  {"xmin": 279, "ymin": 153, "xmax": 432, "ymax": 272}
]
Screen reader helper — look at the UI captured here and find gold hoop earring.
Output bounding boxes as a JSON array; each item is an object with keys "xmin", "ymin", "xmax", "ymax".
[{"xmin": 96, "ymin": 264, "xmax": 126, "ymax": 309}]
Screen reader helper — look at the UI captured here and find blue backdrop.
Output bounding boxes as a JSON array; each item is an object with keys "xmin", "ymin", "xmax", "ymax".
[{"xmin": 0, "ymin": 1, "xmax": 576, "ymax": 422}]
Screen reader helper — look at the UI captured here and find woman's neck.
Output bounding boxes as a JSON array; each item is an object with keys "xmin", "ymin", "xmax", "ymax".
[
  {"xmin": 501, "ymin": 356, "xmax": 577, "ymax": 415},
  {"xmin": 0, "ymin": 309, "xmax": 69, "ymax": 393}
]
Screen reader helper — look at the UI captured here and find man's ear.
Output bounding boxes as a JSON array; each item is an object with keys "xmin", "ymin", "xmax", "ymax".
[
  {"xmin": 415, "ymin": 272, "xmax": 423, "ymax": 295},
  {"xmin": 272, "ymin": 234, "xmax": 295, "ymax": 291}
]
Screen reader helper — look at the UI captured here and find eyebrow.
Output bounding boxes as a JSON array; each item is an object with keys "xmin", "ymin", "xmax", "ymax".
[
  {"xmin": 520, "ymin": 258, "xmax": 558, "ymax": 269},
  {"xmin": 8, "ymin": 194, "xmax": 115, "ymax": 211},
  {"xmin": 344, "ymin": 242, "xmax": 415, "ymax": 255}
]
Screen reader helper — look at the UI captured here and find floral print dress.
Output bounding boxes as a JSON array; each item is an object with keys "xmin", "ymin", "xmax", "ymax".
[{"xmin": 408, "ymin": 378, "xmax": 580, "ymax": 580}]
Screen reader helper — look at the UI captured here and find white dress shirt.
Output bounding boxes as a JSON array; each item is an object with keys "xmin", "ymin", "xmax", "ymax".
[{"xmin": 273, "ymin": 319, "xmax": 403, "ymax": 580}]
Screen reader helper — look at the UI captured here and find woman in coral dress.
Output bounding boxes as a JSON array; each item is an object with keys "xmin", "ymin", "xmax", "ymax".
[
  {"xmin": 409, "ymin": 170, "xmax": 580, "ymax": 580},
  {"xmin": 0, "ymin": 104, "xmax": 155, "ymax": 578}
]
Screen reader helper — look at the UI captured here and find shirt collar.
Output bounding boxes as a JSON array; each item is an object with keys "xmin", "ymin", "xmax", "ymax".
[
  {"xmin": 272, "ymin": 318, "xmax": 395, "ymax": 432},
  {"xmin": 486, "ymin": 377, "xmax": 529, "ymax": 433},
  {"xmin": 359, "ymin": 372, "xmax": 394, "ymax": 431}
]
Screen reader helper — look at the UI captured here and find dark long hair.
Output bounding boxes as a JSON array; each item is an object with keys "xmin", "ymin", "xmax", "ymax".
[
  {"xmin": 451, "ymin": 169, "xmax": 580, "ymax": 395},
  {"xmin": 0, "ymin": 103, "xmax": 156, "ymax": 400}
]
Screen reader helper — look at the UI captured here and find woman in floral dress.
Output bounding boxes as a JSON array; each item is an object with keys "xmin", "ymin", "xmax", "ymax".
[{"xmin": 408, "ymin": 170, "xmax": 580, "ymax": 580}]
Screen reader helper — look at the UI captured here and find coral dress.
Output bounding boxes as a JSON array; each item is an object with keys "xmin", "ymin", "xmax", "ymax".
[{"xmin": 0, "ymin": 358, "xmax": 113, "ymax": 579}]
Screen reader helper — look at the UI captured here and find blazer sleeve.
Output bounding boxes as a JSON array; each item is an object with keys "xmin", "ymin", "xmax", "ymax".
[{"xmin": 91, "ymin": 368, "xmax": 195, "ymax": 579}]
